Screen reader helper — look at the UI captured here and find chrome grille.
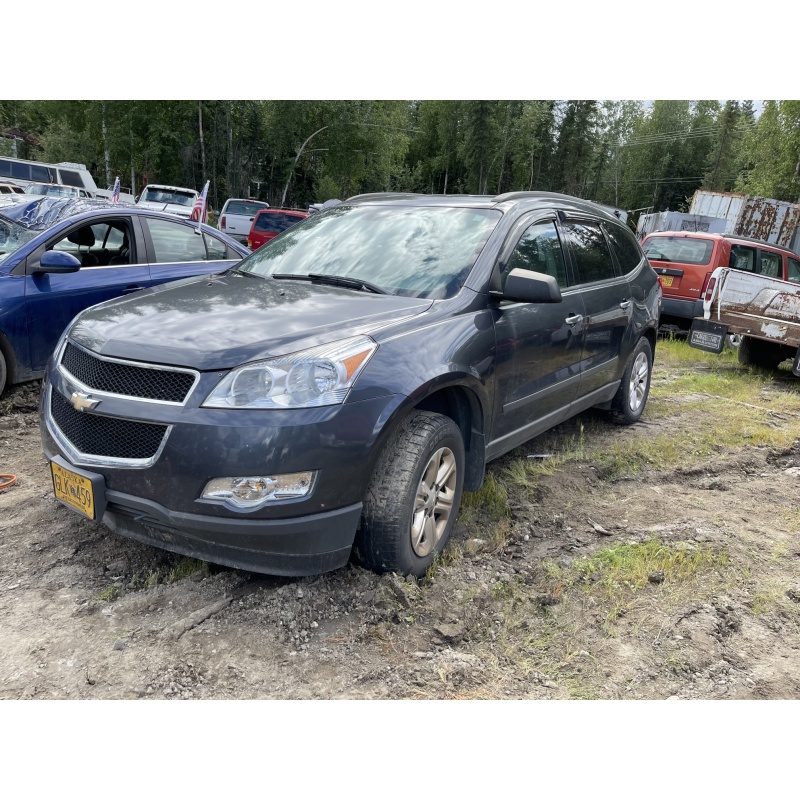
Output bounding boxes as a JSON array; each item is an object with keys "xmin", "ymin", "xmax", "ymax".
[
  {"xmin": 61, "ymin": 342, "xmax": 196, "ymax": 403},
  {"xmin": 50, "ymin": 389, "xmax": 168, "ymax": 460}
]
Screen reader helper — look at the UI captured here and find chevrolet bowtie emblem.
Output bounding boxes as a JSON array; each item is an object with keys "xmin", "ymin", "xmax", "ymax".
[{"xmin": 70, "ymin": 392, "xmax": 100, "ymax": 412}]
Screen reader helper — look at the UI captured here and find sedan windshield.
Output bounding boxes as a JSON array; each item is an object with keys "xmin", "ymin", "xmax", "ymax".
[
  {"xmin": 0, "ymin": 215, "xmax": 39, "ymax": 263},
  {"xmin": 236, "ymin": 204, "xmax": 501, "ymax": 299}
]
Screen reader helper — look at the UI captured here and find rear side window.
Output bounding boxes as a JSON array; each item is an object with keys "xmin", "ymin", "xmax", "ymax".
[
  {"xmin": 759, "ymin": 250, "xmax": 782, "ymax": 278},
  {"xmin": 788, "ymin": 257, "xmax": 800, "ymax": 283},
  {"xmin": 562, "ymin": 222, "xmax": 616, "ymax": 283},
  {"xmin": 729, "ymin": 244, "xmax": 756, "ymax": 272},
  {"xmin": 254, "ymin": 213, "xmax": 305, "ymax": 233},
  {"xmin": 146, "ymin": 218, "xmax": 220, "ymax": 263},
  {"xmin": 58, "ymin": 169, "xmax": 84, "ymax": 188},
  {"xmin": 643, "ymin": 236, "xmax": 714, "ymax": 266},
  {"xmin": 604, "ymin": 222, "xmax": 643, "ymax": 274}
]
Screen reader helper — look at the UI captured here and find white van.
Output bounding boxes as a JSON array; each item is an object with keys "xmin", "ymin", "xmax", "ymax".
[{"xmin": 0, "ymin": 156, "xmax": 135, "ymax": 203}]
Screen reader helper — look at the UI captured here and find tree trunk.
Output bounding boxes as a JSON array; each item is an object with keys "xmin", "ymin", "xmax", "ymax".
[
  {"xmin": 101, "ymin": 102, "xmax": 111, "ymax": 188},
  {"xmin": 129, "ymin": 103, "xmax": 135, "ymax": 197},
  {"xmin": 198, "ymin": 101, "xmax": 207, "ymax": 183}
]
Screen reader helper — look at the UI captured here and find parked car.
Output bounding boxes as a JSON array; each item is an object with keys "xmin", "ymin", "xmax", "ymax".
[
  {"xmin": 25, "ymin": 182, "xmax": 95, "ymax": 199},
  {"xmin": 135, "ymin": 184, "xmax": 199, "ymax": 219},
  {"xmin": 40, "ymin": 191, "xmax": 661, "ymax": 579},
  {"xmin": 641, "ymin": 230, "xmax": 800, "ymax": 331},
  {"xmin": 0, "ymin": 182, "xmax": 25, "ymax": 195},
  {"xmin": 247, "ymin": 208, "xmax": 308, "ymax": 250},
  {"xmin": 0, "ymin": 198, "xmax": 249, "ymax": 395},
  {"xmin": 217, "ymin": 198, "xmax": 269, "ymax": 243}
]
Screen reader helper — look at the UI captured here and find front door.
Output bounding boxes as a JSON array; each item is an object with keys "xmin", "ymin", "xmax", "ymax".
[
  {"xmin": 490, "ymin": 218, "xmax": 585, "ymax": 452},
  {"xmin": 25, "ymin": 218, "xmax": 150, "ymax": 371}
]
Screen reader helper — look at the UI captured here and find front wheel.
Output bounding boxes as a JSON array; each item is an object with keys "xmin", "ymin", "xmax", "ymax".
[
  {"xmin": 355, "ymin": 411, "xmax": 465, "ymax": 576},
  {"xmin": 610, "ymin": 337, "xmax": 652, "ymax": 425},
  {"xmin": 0, "ymin": 349, "xmax": 7, "ymax": 397}
]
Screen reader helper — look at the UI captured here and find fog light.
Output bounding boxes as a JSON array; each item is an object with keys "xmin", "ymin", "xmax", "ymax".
[{"xmin": 201, "ymin": 472, "xmax": 315, "ymax": 509}]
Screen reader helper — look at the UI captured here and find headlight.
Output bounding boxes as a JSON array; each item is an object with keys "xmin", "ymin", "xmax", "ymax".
[{"xmin": 202, "ymin": 335, "xmax": 377, "ymax": 409}]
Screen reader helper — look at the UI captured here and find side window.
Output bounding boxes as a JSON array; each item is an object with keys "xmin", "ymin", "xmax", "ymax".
[
  {"xmin": 205, "ymin": 234, "xmax": 229, "ymax": 261},
  {"xmin": 562, "ymin": 222, "xmax": 616, "ymax": 283},
  {"xmin": 50, "ymin": 222, "xmax": 132, "ymax": 267},
  {"xmin": 502, "ymin": 221, "xmax": 568, "ymax": 290},
  {"xmin": 759, "ymin": 250, "xmax": 782, "ymax": 278},
  {"xmin": 146, "ymin": 218, "xmax": 208, "ymax": 263},
  {"xmin": 604, "ymin": 222, "xmax": 643, "ymax": 275},
  {"xmin": 30, "ymin": 164, "xmax": 51, "ymax": 182},
  {"xmin": 729, "ymin": 244, "xmax": 756, "ymax": 272},
  {"xmin": 788, "ymin": 258, "xmax": 800, "ymax": 283}
]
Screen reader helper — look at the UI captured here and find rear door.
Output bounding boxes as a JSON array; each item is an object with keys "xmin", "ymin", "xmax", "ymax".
[
  {"xmin": 560, "ymin": 218, "xmax": 631, "ymax": 396},
  {"xmin": 25, "ymin": 216, "xmax": 150, "ymax": 370},
  {"xmin": 140, "ymin": 216, "xmax": 243, "ymax": 285}
]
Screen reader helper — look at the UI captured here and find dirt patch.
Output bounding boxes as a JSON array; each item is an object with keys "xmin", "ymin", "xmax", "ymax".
[{"xmin": 2, "ymin": 367, "xmax": 800, "ymax": 700}]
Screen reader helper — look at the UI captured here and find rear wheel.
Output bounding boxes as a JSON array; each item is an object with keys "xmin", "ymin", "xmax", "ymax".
[
  {"xmin": 738, "ymin": 336, "xmax": 792, "ymax": 371},
  {"xmin": 355, "ymin": 411, "xmax": 465, "ymax": 576},
  {"xmin": 610, "ymin": 337, "xmax": 652, "ymax": 425},
  {"xmin": 0, "ymin": 350, "xmax": 7, "ymax": 397}
]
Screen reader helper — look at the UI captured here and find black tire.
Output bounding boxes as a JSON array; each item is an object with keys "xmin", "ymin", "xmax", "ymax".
[
  {"xmin": 610, "ymin": 337, "xmax": 652, "ymax": 425},
  {"xmin": 738, "ymin": 336, "xmax": 792, "ymax": 371},
  {"xmin": 0, "ymin": 349, "xmax": 6, "ymax": 397},
  {"xmin": 355, "ymin": 411, "xmax": 465, "ymax": 577}
]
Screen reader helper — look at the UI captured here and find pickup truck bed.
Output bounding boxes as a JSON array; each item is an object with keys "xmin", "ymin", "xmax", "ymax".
[{"xmin": 688, "ymin": 267, "xmax": 800, "ymax": 373}]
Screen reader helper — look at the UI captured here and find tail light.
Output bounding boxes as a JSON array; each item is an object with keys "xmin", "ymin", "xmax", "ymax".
[
  {"xmin": 247, "ymin": 237, "xmax": 253, "ymax": 248},
  {"xmin": 700, "ymin": 271, "xmax": 712, "ymax": 297},
  {"xmin": 220, "ymin": 215, "xmax": 226, "ymax": 228},
  {"xmin": 656, "ymin": 276, "xmax": 664, "ymax": 289},
  {"xmin": 703, "ymin": 276, "xmax": 717, "ymax": 302}
]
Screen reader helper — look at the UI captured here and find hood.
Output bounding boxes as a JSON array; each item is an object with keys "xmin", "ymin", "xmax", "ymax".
[
  {"xmin": 136, "ymin": 200, "xmax": 193, "ymax": 217},
  {"xmin": 69, "ymin": 272, "xmax": 433, "ymax": 370}
]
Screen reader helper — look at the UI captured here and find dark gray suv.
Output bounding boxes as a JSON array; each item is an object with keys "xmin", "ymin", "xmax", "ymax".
[{"xmin": 40, "ymin": 192, "xmax": 661, "ymax": 577}]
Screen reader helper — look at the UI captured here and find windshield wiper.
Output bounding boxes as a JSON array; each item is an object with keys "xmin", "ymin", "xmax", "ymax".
[
  {"xmin": 229, "ymin": 266, "xmax": 265, "ymax": 279},
  {"xmin": 272, "ymin": 273, "xmax": 391, "ymax": 295}
]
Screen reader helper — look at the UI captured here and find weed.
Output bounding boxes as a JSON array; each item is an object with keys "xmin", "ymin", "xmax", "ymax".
[
  {"xmin": 461, "ymin": 473, "xmax": 509, "ymax": 520},
  {"xmin": 93, "ymin": 586, "xmax": 119, "ymax": 603}
]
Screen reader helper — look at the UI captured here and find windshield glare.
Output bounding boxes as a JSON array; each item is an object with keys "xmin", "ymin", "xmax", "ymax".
[
  {"xmin": 0, "ymin": 216, "xmax": 39, "ymax": 263},
  {"xmin": 143, "ymin": 188, "xmax": 195, "ymax": 206},
  {"xmin": 237, "ymin": 204, "xmax": 501, "ymax": 299}
]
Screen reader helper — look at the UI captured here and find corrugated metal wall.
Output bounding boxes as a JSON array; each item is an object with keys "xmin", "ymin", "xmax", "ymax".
[{"xmin": 689, "ymin": 190, "xmax": 800, "ymax": 253}]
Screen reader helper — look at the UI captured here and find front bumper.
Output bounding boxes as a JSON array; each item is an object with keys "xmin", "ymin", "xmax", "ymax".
[{"xmin": 41, "ymin": 360, "xmax": 405, "ymax": 576}]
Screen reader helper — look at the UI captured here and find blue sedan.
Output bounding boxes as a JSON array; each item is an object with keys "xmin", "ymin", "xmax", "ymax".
[{"xmin": 0, "ymin": 199, "xmax": 250, "ymax": 394}]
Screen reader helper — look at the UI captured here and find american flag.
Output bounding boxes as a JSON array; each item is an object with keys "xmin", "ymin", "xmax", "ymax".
[
  {"xmin": 190, "ymin": 180, "xmax": 210, "ymax": 223},
  {"xmin": 110, "ymin": 176, "xmax": 120, "ymax": 203}
]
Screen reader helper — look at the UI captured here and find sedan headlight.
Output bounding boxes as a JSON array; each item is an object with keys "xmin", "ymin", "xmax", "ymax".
[{"xmin": 202, "ymin": 335, "xmax": 377, "ymax": 409}]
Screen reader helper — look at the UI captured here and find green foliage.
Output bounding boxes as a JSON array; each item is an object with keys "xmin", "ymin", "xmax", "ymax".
[{"xmin": 0, "ymin": 98, "xmax": 787, "ymax": 216}]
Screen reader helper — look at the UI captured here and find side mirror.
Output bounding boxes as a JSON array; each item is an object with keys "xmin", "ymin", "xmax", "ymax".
[
  {"xmin": 502, "ymin": 269, "xmax": 562, "ymax": 303},
  {"xmin": 34, "ymin": 250, "xmax": 82, "ymax": 274}
]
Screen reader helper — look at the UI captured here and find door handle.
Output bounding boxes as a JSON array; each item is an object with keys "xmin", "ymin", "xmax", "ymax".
[
  {"xmin": 620, "ymin": 300, "xmax": 631, "ymax": 309},
  {"xmin": 123, "ymin": 285, "xmax": 145, "ymax": 293},
  {"xmin": 565, "ymin": 314, "xmax": 583, "ymax": 326}
]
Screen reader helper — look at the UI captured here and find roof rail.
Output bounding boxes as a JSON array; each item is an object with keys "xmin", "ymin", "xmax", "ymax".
[
  {"xmin": 492, "ymin": 190, "xmax": 581, "ymax": 203},
  {"xmin": 722, "ymin": 232, "xmax": 796, "ymax": 253},
  {"xmin": 345, "ymin": 192, "xmax": 424, "ymax": 203}
]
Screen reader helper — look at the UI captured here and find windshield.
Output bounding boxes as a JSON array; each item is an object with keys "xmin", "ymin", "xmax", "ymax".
[
  {"xmin": 643, "ymin": 236, "xmax": 714, "ymax": 266},
  {"xmin": 225, "ymin": 200, "xmax": 268, "ymax": 215},
  {"xmin": 236, "ymin": 204, "xmax": 501, "ymax": 299},
  {"xmin": 26, "ymin": 184, "xmax": 78, "ymax": 198},
  {"xmin": 142, "ymin": 188, "xmax": 196, "ymax": 206},
  {"xmin": 0, "ymin": 215, "xmax": 39, "ymax": 263}
]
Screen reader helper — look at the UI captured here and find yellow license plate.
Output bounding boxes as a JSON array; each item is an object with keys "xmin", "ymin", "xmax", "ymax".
[
  {"xmin": 660, "ymin": 275, "xmax": 674, "ymax": 287},
  {"xmin": 51, "ymin": 461, "xmax": 95, "ymax": 519}
]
